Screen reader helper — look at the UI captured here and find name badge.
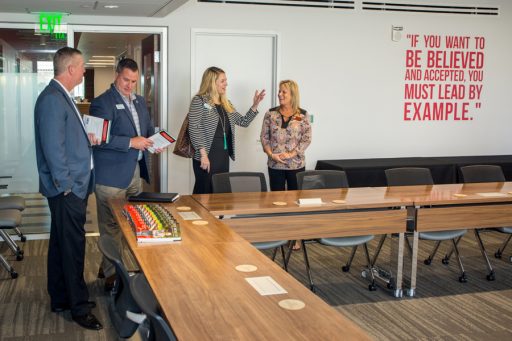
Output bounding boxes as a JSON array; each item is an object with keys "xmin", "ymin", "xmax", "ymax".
[{"xmin": 116, "ymin": 104, "xmax": 125, "ymax": 110}]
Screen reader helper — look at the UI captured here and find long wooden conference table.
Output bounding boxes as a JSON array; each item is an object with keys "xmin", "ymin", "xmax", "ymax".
[
  {"xmin": 111, "ymin": 196, "xmax": 372, "ymax": 340},
  {"xmin": 112, "ymin": 182, "xmax": 512, "ymax": 339}
]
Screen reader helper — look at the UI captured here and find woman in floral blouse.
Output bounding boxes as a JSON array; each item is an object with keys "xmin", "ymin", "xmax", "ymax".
[{"xmin": 260, "ymin": 80, "xmax": 312, "ymax": 191}]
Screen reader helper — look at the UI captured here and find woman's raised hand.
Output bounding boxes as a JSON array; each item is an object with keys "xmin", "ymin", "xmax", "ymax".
[{"xmin": 251, "ymin": 89, "xmax": 266, "ymax": 111}]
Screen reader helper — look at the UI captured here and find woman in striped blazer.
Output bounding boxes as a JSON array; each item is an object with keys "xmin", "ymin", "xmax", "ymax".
[{"xmin": 189, "ymin": 66, "xmax": 266, "ymax": 194}]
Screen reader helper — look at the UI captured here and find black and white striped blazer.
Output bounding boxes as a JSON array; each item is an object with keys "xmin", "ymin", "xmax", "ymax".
[{"xmin": 188, "ymin": 94, "xmax": 258, "ymax": 161}]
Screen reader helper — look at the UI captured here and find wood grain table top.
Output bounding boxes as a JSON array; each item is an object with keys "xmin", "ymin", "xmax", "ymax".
[
  {"xmin": 111, "ymin": 196, "xmax": 371, "ymax": 340},
  {"xmin": 192, "ymin": 187, "xmax": 414, "ymax": 216},
  {"xmin": 384, "ymin": 182, "xmax": 512, "ymax": 206}
]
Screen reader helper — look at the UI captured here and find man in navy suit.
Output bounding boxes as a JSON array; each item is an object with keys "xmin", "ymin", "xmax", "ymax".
[
  {"xmin": 90, "ymin": 58, "xmax": 158, "ymax": 290},
  {"xmin": 34, "ymin": 47, "xmax": 102, "ymax": 330}
]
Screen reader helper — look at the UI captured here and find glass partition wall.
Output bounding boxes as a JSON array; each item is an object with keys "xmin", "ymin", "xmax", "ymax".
[
  {"xmin": 1, "ymin": 26, "xmax": 65, "ymax": 194},
  {"xmin": 0, "ymin": 25, "xmax": 67, "ymax": 235}
]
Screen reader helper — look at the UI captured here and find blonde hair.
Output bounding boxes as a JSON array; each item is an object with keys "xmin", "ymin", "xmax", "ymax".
[
  {"xmin": 279, "ymin": 80, "xmax": 301, "ymax": 115},
  {"xmin": 197, "ymin": 66, "xmax": 234, "ymax": 112}
]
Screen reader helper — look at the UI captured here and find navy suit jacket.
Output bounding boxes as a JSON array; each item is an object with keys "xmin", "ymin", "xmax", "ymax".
[
  {"xmin": 90, "ymin": 84, "xmax": 154, "ymax": 189},
  {"xmin": 34, "ymin": 79, "xmax": 94, "ymax": 199}
]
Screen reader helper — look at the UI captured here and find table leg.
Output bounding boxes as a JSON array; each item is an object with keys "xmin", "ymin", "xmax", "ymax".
[
  {"xmin": 406, "ymin": 231, "xmax": 419, "ymax": 297},
  {"xmin": 394, "ymin": 232, "xmax": 404, "ymax": 298}
]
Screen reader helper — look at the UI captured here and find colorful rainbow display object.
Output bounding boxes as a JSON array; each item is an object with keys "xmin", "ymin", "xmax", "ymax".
[{"xmin": 122, "ymin": 203, "xmax": 181, "ymax": 243}]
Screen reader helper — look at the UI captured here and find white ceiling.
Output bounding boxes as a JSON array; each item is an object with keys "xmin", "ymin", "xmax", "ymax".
[
  {"xmin": 77, "ymin": 32, "xmax": 151, "ymax": 67},
  {"xmin": 0, "ymin": 0, "xmax": 188, "ymax": 18}
]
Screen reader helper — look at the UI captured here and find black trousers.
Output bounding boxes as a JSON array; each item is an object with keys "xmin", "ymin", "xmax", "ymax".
[
  {"xmin": 47, "ymin": 192, "xmax": 90, "ymax": 317},
  {"xmin": 268, "ymin": 167, "xmax": 305, "ymax": 191}
]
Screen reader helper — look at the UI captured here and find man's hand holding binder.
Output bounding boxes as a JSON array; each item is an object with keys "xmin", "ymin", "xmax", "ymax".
[
  {"xmin": 83, "ymin": 114, "xmax": 111, "ymax": 144},
  {"xmin": 147, "ymin": 130, "xmax": 176, "ymax": 153}
]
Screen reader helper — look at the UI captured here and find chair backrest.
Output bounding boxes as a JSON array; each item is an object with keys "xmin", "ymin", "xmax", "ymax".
[
  {"xmin": 130, "ymin": 273, "xmax": 177, "ymax": 341},
  {"xmin": 97, "ymin": 235, "xmax": 140, "ymax": 338},
  {"xmin": 212, "ymin": 172, "xmax": 267, "ymax": 193},
  {"xmin": 0, "ymin": 196, "xmax": 26, "ymax": 211},
  {"xmin": 385, "ymin": 167, "xmax": 434, "ymax": 186},
  {"xmin": 460, "ymin": 165, "xmax": 505, "ymax": 183},
  {"xmin": 296, "ymin": 170, "xmax": 348, "ymax": 190},
  {"xmin": 97, "ymin": 235, "xmax": 129, "ymax": 284}
]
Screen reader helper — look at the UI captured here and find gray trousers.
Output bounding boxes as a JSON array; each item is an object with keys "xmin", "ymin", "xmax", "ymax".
[{"xmin": 95, "ymin": 164, "xmax": 142, "ymax": 278}]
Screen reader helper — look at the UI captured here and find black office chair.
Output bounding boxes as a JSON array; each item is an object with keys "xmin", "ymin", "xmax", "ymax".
[
  {"xmin": 130, "ymin": 273, "xmax": 177, "ymax": 341},
  {"xmin": 0, "ymin": 209, "xmax": 22, "ymax": 278},
  {"xmin": 212, "ymin": 172, "xmax": 290, "ymax": 270},
  {"xmin": 97, "ymin": 235, "xmax": 141, "ymax": 338},
  {"xmin": 460, "ymin": 165, "xmax": 512, "ymax": 278},
  {"xmin": 296, "ymin": 170, "xmax": 377, "ymax": 292},
  {"xmin": 385, "ymin": 167, "xmax": 469, "ymax": 283},
  {"xmin": 212, "ymin": 172, "xmax": 268, "ymax": 194}
]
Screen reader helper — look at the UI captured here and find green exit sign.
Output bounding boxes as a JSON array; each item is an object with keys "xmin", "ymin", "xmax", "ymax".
[{"xmin": 37, "ymin": 12, "xmax": 67, "ymax": 40}]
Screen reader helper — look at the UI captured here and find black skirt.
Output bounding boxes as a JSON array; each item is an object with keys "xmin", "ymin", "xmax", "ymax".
[{"xmin": 192, "ymin": 122, "xmax": 231, "ymax": 194}]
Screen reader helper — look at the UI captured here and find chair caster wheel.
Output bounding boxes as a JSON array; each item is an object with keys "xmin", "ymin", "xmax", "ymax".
[
  {"xmin": 487, "ymin": 272, "xmax": 495, "ymax": 281},
  {"xmin": 20, "ymin": 236, "xmax": 27, "ymax": 242},
  {"xmin": 310, "ymin": 285, "xmax": 316, "ymax": 293},
  {"xmin": 368, "ymin": 283, "xmax": 377, "ymax": 291},
  {"xmin": 424, "ymin": 259, "xmax": 432, "ymax": 265},
  {"xmin": 441, "ymin": 258, "xmax": 449, "ymax": 265},
  {"xmin": 16, "ymin": 254, "xmax": 24, "ymax": 261},
  {"xmin": 18, "ymin": 249, "xmax": 24, "ymax": 255},
  {"xmin": 10, "ymin": 271, "xmax": 18, "ymax": 279},
  {"xmin": 495, "ymin": 251, "xmax": 502, "ymax": 259},
  {"xmin": 341, "ymin": 265, "xmax": 350, "ymax": 272},
  {"xmin": 459, "ymin": 274, "xmax": 468, "ymax": 283}
]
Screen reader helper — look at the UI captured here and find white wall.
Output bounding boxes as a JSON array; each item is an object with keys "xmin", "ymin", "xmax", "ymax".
[
  {"xmin": 164, "ymin": 1, "xmax": 512, "ymax": 194},
  {"xmin": 1, "ymin": 0, "xmax": 511, "ymax": 195}
]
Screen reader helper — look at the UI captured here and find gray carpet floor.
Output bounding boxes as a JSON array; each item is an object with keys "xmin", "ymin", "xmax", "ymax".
[{"xmin": 1, "ymin": 230, "xmax": 512, "ymax": 340}]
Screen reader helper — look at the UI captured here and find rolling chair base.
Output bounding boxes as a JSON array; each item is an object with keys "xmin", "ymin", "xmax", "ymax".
[
  {"xmin": 0, "ymin": 229, "xmax": 24, "ymax": 259},
  {"xmin": 0, "ymin": 254, "xmax": 18, "ymax": 278}
]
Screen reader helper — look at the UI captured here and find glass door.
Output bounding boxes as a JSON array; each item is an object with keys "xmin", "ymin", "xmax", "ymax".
[{"xmin": 68, "ymin": 25, "xmax": 168, "ymax": 192}]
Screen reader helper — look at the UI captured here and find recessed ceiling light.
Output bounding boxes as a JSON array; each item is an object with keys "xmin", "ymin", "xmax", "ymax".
[
  {"xmin": 80, "ymin": 4, "xmax": 92, "ymax": 8},
  {"xmin": 104, "ymin": 5, "xmax": 119, "ymax": 9},
  {"xmin": 86, "ymin": 62, "xmax": 115, "ymax": 66},
  {"xmin": 88, "ymin": 60, "xmax": 114, "ymax": 63}
]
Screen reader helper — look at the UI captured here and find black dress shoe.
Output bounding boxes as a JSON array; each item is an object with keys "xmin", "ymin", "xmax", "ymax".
[
  {"xmin": 51, "ymin": 301, "xmax": 97, "ymax": 313},
  {"xmin": 72, "ymin": 313, "xmax": 103, "ymax": 330},
  {"xmin": 104, "ymin": 274, "xmax": 116, "ymax": 292}
]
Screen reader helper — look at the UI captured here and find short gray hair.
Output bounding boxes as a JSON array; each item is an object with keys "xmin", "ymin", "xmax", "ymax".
[{"xmin": 53, "ymin": 47, "xmax": 82, "ymax": 77}]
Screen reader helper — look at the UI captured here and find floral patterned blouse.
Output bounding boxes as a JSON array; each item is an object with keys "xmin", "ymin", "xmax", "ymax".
[{"xmin": 260, "ymin": 107, "xmax": 312, "ymax": 170}]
